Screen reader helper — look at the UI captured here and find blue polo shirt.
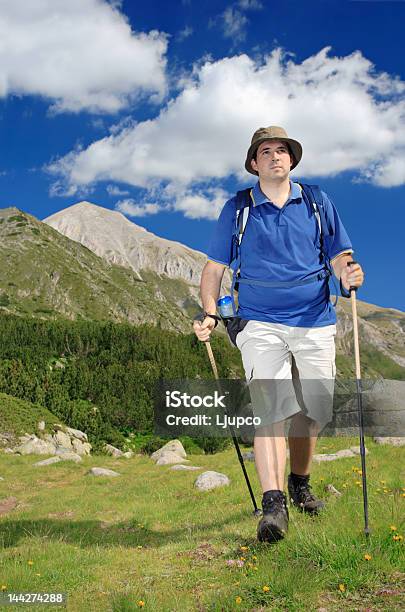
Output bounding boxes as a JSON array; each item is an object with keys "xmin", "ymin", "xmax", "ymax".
[{"xmin": 207, "ymin": 180, "xmax": 353, "ymax": 327}]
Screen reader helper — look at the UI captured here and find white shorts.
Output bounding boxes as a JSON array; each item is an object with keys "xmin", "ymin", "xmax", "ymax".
[{"xmin": 236, "ymin": 320, "xmax": 336, "ymax": 429}]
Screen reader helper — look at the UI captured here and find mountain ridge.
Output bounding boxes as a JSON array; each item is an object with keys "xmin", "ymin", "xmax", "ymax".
[{"xmin": 1, "ymin": 204, "xmax": 404, "ymax": 375}]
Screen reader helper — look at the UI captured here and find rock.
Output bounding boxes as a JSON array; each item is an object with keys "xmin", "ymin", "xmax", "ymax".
[
  {"xmin": 242, "ymin": 451, "xmax": 255, "ymax": 461},
  {"xmin": 71, "ymin": 439, "xmax": 91, "ymax": 456},
  {"xmin": 313, "ymin": 448, "xmax": 361, "ymax": 462},
  {"xmin": 15, "ymin": 437, "xmax": 57, "ymax": 456},
  {"xmin": 171, "ymin": 465, "xmax": 202, "ymax": 471},
  {"xmin": 87, "ymin": 467, "xmax": 120, "ymax": 477},
  {"xmin": 54, "ymin": 449, "xmax": 82, "ymax": 461},
  {"xmin": 37, "ymin": 421, "xmax": 46, "ymax": 432},
  {"xmin": 349, "ymin": 446, "xmax": 369, "ymax": 455},
  {"xmin": 3, "ymin": 448, "xmax": 15, "ymax": 454},
  {"xmin": 325, "ymin": 484, "xmax": 342, "ymax": 497},
  {"xmin": 65, "ymin": 427, "xmax": 88, "ymax": 442},
  {"xmin": 155, "ymin": 451, "xmax": 190, "ymax": 466},
  {"xmin": 373, "ymin": 437, "xmax": 405, "ymax": 447},
  {"xmin": 54, "ymin": 430, "xmax": 72, "ymax": 449},
  {"xmin": 34, "ymin": 457, "xmax": 62, "ymax": 466},
  {"xmin": 104, "ymin": 444, "xmax": 124, "ymax": 458},
  {"xmin": 53, "ymin": 424, "xmax": 65, "ymax": 431},
  {"xmin": 123, "ymin": 451, "xmax": 133, "ymax": 458},
  {"xmin": 19, "ymin": 434, "xmax": 34, "ymax": 443},
  {"xmin": 57, "ymin": 451, "xmax": 82, "ymax": 463},
  {"xmin": 194, "ymin": 471, "xmax": 231, "ymax": 491},
  {"xmin": 313, "ymin": 453, "xmax": 341, "ymax": 462},
  {"xmin": 151, "ymin": 440, "xmax": 187, "ymax": 462},
  {"xmin": 0, "ymin": 432, "xmax": 16, "ymax": 447}
]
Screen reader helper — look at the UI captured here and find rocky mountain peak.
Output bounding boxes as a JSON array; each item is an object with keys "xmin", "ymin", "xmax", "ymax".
[{"xmin": 44, "ymin": 201, "xmax": 210, "ymax": 285}]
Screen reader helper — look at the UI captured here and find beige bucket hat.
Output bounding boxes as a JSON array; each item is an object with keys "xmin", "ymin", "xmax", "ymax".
[{"xmin": 245, "ymin": 126, "xmax": 302, "ymax": 175}]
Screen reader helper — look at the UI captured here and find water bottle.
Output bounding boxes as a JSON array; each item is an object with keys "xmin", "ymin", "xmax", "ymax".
[{"xmin": 217, "ymin": 295, "xmax": 234, "ymax": 318}]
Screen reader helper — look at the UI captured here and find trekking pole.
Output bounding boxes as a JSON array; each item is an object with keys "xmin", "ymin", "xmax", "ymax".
[
  {"xmin": 348, "ymin": 261, "xmax": 370, "ymax": 539},
  {"xmin": 205, "ymin": 341, "xmax": 262, "ymax": 517}
]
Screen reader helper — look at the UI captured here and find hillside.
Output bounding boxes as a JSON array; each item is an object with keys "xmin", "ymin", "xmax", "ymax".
[
  {"xmin": 0, "ymin": 208, "xmax": 201, "ymax": 332},
  {"xmin": 0, "ymin": 205, "xmax": 404, "ymax": 373}
]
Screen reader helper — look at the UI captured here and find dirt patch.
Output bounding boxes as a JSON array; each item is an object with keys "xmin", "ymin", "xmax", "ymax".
[
  {"xmin": 185, "ymin": 542, "xmax": 219, "ymax": 562},
  {"xmin": 47, "ymin": 510, "xmax": 75, "ymax": 519},
  {"xmin": 0, "ymin": 496, "xmax": 18, "ymax": 515}
]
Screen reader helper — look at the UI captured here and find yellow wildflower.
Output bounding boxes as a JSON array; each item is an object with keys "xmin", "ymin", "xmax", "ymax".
[
  {"xmin": 252, "ymin": 555, "xmax": 257, "ymax": 560},
  {"xmin": 390, "ymin": 525, "xmax": 397, "ymax": 531},
  {"xmin": 262, "ymin": 585, "xmax": 270, "ymax": 592},
  {"xmin": 364, "ymin": 554, "xmax": 372, "ymax": 561},
  {"xmin": 28, "ymin": 560, "xmax": 34, "ymax": 566},
  {"xmin": 338, "ymin": 584, "xmax": 346, "ymax": 593},
  {"xmin": 137, "ymin": 601, "xmax": 145, "ymax": 608},
  {"xmin": 235, "ymin": 596, "xmax": 242, "ymax": 604},
  {"xmin": 240, "ymin": 546, "xmax": 248, "ymax": 551},
  {"xmin": 1, "ymin": 586, "xmax": 6, "ymax": 591}
]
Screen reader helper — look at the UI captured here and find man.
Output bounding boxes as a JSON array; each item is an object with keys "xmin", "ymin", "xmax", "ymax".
[{"xmin": 193, "ymin": 126, "xmax": 364, "ymax": 543}]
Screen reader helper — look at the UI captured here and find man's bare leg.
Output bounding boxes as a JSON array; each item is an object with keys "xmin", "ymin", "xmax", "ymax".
[
  {"xmin": 254, "ymin": 420, "xmax": 287, "ymax": 492},
  {"xmin": 288, "ymin": 412, "xmax": 320, "ymax": 475}
]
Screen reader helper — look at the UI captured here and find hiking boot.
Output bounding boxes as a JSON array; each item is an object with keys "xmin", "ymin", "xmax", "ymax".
[
  {"xmin": 257, "ymin": 491, "xmax": 289, "ymax": 543},
  {"xmin": 288, "ymin": 474, "xmax": 325, "ymax": 515}
]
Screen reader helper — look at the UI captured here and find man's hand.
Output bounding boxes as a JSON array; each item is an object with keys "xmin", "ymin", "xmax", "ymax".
[
  {"xmin": 193, "ymin": 316, "xmax": 216, "ymax": 342},
  {"xmin": 340, "ymin": 261, "xmax": 365, "ymax": 292}
]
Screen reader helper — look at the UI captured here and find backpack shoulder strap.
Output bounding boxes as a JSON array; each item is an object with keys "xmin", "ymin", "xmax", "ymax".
[
  {"xmin": 234, "ymin": 188, "xmax": 253, "ymax": 245},
  {"xmin": 299, "ymin": 183, "xmax": 339, "ymax": 305},
  {"xmin": 299, "ymin": 183, "xmax": 329, "ymax": 238}
]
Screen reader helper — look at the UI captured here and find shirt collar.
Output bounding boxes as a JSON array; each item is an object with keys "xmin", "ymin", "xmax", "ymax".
[{"xmin": 251, "ymin": 179, "xmax": 302, "ymax": 207}]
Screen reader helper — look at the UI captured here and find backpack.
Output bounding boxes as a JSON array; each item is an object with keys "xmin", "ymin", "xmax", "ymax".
[{"xmin": 228, "ymin": 183, "xmax": 338, "ymax": 315}]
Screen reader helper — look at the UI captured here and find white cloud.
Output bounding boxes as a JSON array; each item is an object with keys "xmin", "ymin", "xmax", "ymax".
[
  {"xmin": 238, "ymin": 0, "xmax": 263, "ymax": 11},
  {"xmin": 221, "ymin": 7, "xmax": 248, "ymax": 43},
  {"xmin": 168, "ymin": 185, "xmax": 231, "ymax": 220},
  {"xmin": 47, "ymin": 47, "xmax": 405, "ymax": 218},
  {"xmin": 106, "ymin": 184, "xmax": 130, "ymax": 196},
  {"xmin": 177, "ymin": 26, "xmax": 193, "ymax": 42},
  {"xmin": 115, "ymin": 199, "xmax": 160, "ymax": 217},
  {"xmin": 0, "ymin": 0, "xmax": 168, "ymax": 113},
  {"xmin": 213, "ymin": 0, "xmax": 263, "ymax": 44}
]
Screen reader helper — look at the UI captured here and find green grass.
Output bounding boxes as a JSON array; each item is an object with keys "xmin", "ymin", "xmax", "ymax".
[
  {"xmin": 0, "ymin": 438, "xmax": 404, "ymax": 611},
  {"xmin": 0, "ymin": 393, "xmax": 62, "ymax": 441}
]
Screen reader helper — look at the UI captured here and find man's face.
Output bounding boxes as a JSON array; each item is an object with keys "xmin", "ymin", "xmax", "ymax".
[{"xmin": 250, "ymin": 140, "xmax": 293, "ymax": 181}]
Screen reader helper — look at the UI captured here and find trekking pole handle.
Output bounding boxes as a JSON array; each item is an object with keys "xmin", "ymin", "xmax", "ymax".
[{"xmin": 347, "ymin": 260, "xmax": 358, "ymax": 293}]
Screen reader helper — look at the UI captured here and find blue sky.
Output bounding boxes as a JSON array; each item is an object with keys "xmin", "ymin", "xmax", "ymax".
[{"xmin": 1, "ymin": 0, "xmax": 405, "ymax": 311}]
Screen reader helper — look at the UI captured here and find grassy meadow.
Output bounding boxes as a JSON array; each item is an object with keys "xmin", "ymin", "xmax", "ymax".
[{"xmin": 0, "ymin": 436, "xmax": 404, "ymax": 611}]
